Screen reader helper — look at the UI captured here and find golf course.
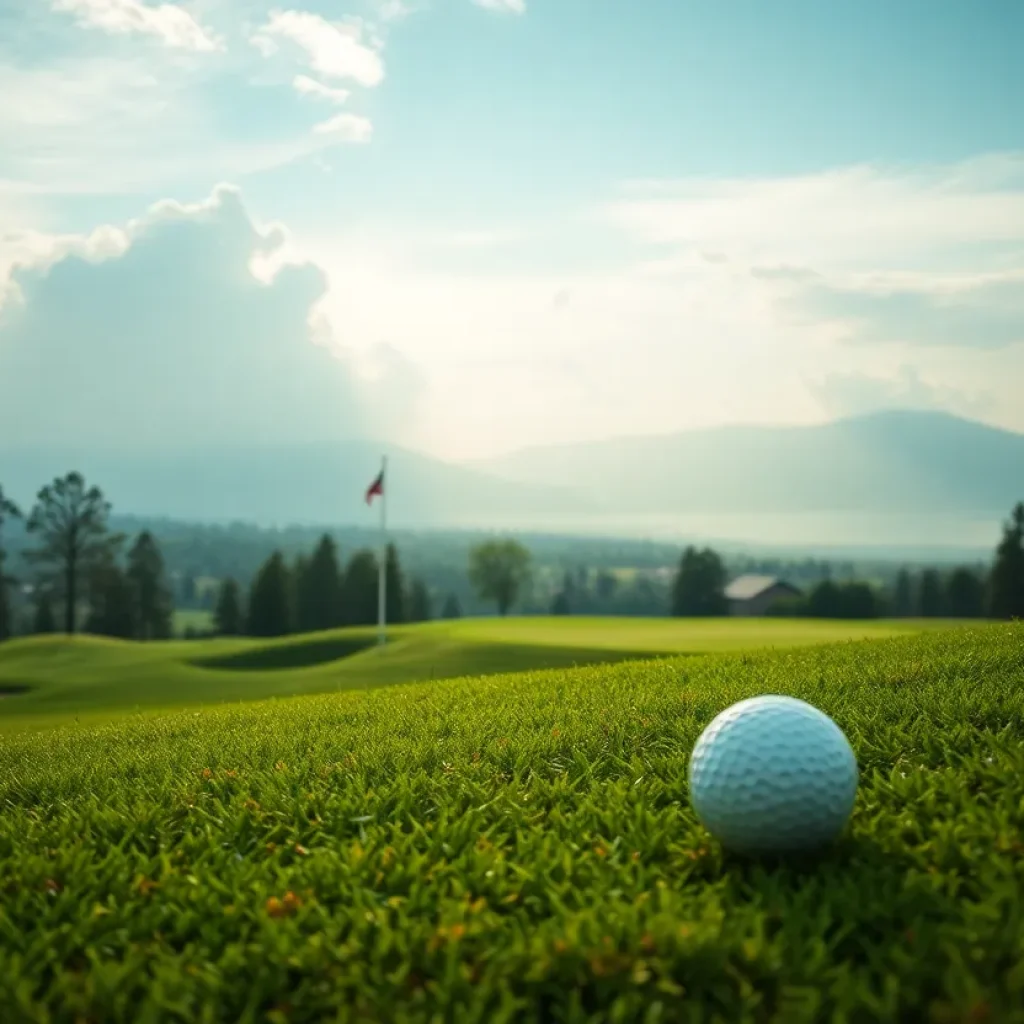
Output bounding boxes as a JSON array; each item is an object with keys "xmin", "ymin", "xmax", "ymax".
[
  {"xmin": 2, "ymin": 617, "xmax": 1023, "ymax": 1021},
  {"xmin": 0, "ymin": 615, "xmax": 963, "ymax": 729}
]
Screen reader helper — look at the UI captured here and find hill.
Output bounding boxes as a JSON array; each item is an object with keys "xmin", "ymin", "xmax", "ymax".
[
  {"xmin": 1, "ymin": 623, "xmax": 1021, "ymax": 1020},
  {"xmin": 476, "ymin": 410, "xmax": 1024, "ymax": 518},
  {"xmin": 0, "ymin": 617, "xmax": 954, "ymax": 728},
  {"xmin": 0, "ymin": 441, "xmax": 595, "ymax": 529}
]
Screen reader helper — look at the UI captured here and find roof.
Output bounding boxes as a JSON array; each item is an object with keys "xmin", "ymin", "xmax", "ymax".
[{"xmin": 724, "ymin": 574, "xmax": 798, "ymax": 601}]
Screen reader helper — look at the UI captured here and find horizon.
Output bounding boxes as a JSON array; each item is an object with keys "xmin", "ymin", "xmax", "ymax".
[{"xmin": 1, "ymin": 1, "xmax": 1023, "ymax": 463}]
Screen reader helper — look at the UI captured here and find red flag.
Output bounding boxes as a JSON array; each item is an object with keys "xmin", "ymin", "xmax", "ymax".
[{"xmin": 365, "ymin": 469, "xmax": 384, "ymax": 504}]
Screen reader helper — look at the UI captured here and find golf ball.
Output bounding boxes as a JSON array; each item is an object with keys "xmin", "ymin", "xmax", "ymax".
[{"xmin": 688, "ymin": 695, "xmax": 858, "ymax": 854}]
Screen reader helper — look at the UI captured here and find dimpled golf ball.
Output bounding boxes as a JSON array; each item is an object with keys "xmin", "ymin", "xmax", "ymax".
[{"xmin": 688, "ymin": 695, "xmax": 858, "ymax": 854}]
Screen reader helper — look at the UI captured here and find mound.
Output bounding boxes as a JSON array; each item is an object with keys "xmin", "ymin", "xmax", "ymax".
[{"xmin": 192, "ymin": 633, "xmax": 380, "ymax": 671}]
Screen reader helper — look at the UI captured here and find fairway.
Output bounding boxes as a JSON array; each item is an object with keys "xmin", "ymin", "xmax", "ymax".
[
  {"xmin": 1, "ymin": 623, "xmax": 1022, "ymax": 1022},
  {"xmin": 0, "ymin": 616, "xmax": 962, "ymax": 729}
]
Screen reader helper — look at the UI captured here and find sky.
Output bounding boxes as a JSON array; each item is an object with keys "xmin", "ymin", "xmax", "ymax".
[{"xmin": 1, "ymin": 0, "xmax": 1023, "ymax": 462}]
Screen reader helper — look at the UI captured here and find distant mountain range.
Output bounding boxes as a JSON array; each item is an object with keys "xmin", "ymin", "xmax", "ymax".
[
  {"xmin": 1, "ymin": 412, "xmax": 1020, "ymax": 549},
  {"xmin": 473, "ymin": 411, "xmax": 1024, "ymax": 518},
  {"xmin": 0, "ymin": 442, "xmax": 593, "ymax": 529}
]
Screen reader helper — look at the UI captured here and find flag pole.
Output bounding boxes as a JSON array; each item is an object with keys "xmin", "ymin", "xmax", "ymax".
[{"xmin": 377, "ymin": 455, "xmax": 387, "ymax": 646}]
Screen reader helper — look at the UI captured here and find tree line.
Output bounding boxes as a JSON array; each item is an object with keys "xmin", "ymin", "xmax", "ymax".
[
  {"xmin": 216, "ymin": 538, "xmax": 449, "ymax": 638},
  {"xmin": 2, "ymin": 473, "xmax": 1022, "ymax": 638},
  {"xmin": 667, "ymin": 502, "xmax": 1024, "ymax": 620}
]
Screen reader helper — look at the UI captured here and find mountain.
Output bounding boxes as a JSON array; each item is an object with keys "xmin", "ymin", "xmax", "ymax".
[
  {"xmin": 0, "ymin": 442, "xmax": 596, "ymax": 529},
  {"xmin": 473, "ymin": 411, "xmax": 1024, "ymax": 518}
]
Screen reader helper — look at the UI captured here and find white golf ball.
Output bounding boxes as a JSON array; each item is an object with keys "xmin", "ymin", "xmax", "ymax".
[{"xmin": 688, "ymin": 695, "xmax": 858, "ymax": 854}]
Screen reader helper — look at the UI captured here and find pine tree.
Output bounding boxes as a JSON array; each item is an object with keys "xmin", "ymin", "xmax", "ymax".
[
  {"xmin": 296, "ymin": 535, "xmax": 345, "ymax": 633},
  {"xmin": 893, "ymin": 568, "xmax": 915, "ymax": 617},
  {"xmin": 33, "ymin": 589, "xmax": 56, "ymax": 634},
  {"xmin": 24, "ymin": 473, "xmax": 118, "ymax": 634},
  {"xmin": 342, "ymin": 550, "xmax": 379, "ymax": 626},
  {"xmin": 671, "ymin": 546, "xmax": 728, "ymax": 617},
  {"xmin": 247, "ymin": 552, "xmax": 293, "ymax": 637},
  {"xmin": 407, "ymin": 578, "xmax": 432, "ymax": 622},
  {"xmin": 947, "ymin": 567, "xmax": 985, "ymax": 619},
  {"xmin": 440, "ymin": 593, "xmax": 462, "ymax": 619},
  {"xmin": 214, "ymin": 578, "xmax": 243, "ymax": 635},
  {"xmin": 0, "ymin": 486, "xmax": 22, "ymax": 642},
  {"xmin": 126, "ymin": 531, "xmax": 173, "ymax": 639},
  {"xmin": 989, "ymin": 502, "xmax": 1024, "ymax": 619},
  {"xmin": 918, "ymin": 569, "xmax": 945, "ymax": 618},
  {"xmin": 84, "ymin": 553, "xmax": 137, "ymax": 638}
]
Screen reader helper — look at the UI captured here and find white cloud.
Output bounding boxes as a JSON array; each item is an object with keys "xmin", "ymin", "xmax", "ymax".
[
  {"xmin": 0, "ymin": 58, "xmax": 350, "ymax": 195},
  {"xmin": 472, "ymin": 0, "xmax": 526, "ymax": 13},
  {"xmin": 0, "ymin": 185, "xmax": 421, "ymax": 450},
  {"xmin": 373, "ymin": 0, "xmax": 416, "ymax": 21},
  {"xmin": 51, "ymin": 0, "xmax": 220, "ymax": 51},
  {"xmin": 293, "ymin": 74, "xmax": 350, "ymax": 104},
  {"xmin": 602, "ymin": 153, "xmax": 1024, "ymax": 271},
  {"xmin": 313, "ymin": 112, "xmax": 373, "ymax": 143},
  {"xmin": 250, "ymin": 10, "xmax": 385, "ymax": 86}
]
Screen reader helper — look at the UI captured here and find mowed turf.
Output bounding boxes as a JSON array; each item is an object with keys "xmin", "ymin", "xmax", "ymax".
[
  {"xmin": 1, "ymin": 623, "xmax": 1023, "ymax": 1022},
  {"xmin": 0, "ymin": 616, "xmax": 961, "ymax": 729}
]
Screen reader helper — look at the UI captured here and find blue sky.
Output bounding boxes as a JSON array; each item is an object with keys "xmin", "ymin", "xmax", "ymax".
[{"xmin": 1, "ymin": 0, "xmax": 1022, "ymax": 459}]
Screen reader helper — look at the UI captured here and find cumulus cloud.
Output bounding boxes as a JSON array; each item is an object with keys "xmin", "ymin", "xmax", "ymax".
[
  {"xmin": 472, "ymin": 0, "xmax": 526, "ymax": 13},
  {"xmin": 810, "ymin": 365, "xmax": 994, "ymax": 421},
  {"xmin": 293, "ymin": 74, "xmax": 350, "ymax": 104},
  {"xmin": 313, "ymin": 112, "xmax": 373, "ymax": 142},
  {"xmin": 0, "ymin": 185, "xmax": 419, "ymax": 452},
  {"xmin": 51, "ymin": 0, "xmax": 219, "ymax": 51},
  {"xmin": 250, "ymin": 10, "xmax": 385, "ymax": 87}
]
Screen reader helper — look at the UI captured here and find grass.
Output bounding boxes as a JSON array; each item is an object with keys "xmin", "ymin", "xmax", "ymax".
[
  {"xmin": 0, "ymin": 616, "xmax": 963, "ymax": 729},
  {"xmin": 1, "ymin": 622, "xmax": 1023, "ymax": 1021},
  {"xmin": 172, "ymin": 609, "xmax": 214, "ymax": 636}
]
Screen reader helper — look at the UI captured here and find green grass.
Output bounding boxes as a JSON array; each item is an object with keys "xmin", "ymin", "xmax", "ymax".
[
  {"xmin": 172, "ymin": 609, "xmax": 214, "ymax": 636},
  {"xmin": 0, "ymin": 617, "xmax": 963, "ymax": 729},
  {"xmin": 1, "ymin": 623, "xmax": 1023, "ymax": 1022}
]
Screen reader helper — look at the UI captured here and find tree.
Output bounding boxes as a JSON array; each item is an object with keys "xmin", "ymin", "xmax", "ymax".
[
  {"xmin": 32, "ymin": 589, "xmax": 56, "ymax": 634},
  {"xmin": 807, "ymin": 579, "xmax": 841, "ymax": 618},
  {"xmin": 947, "ymin": 567, "xmax": 985, "ymax": 619},
  {"xmin": 595, "ymin": 570, "xmax": 618, "ymax": 602},
  {"xmin": 24, "ymin": 473, "xmax": 118, "ymax": 634},
  {"xmin": 670, "ymin": 546, "xmax": 728, "ymax": 617},
  {"xmin": 342, "ymin": 550, "xmax": 379, "ymax": 626},
  {"xmin": 84, "ymin": 552, "xmax": 136, "ymax": 638},
  {"xmin": 440, "ymin": 593, "xmax": 462, "ymax": 619},
  {"xmin": 893, "ymin": 568, "xmax": 915, "ymax": 617},
  {"xmin": 127, "ymin": 531, "xmax": 173, "ymax": 639},
  {"xmin": 918, "ymin": 569, "xmax": 945, "ymax": 618},
  {"xmin": 407, "ymin": 577, "xmax": 432, "ymax": 623},
  {"xmin": 247, "ymin": 552, "xmax": 293, "ymax": 637},
  {"xmin": 550, "ymin": 591, "xmax": 571, "ymax": 615},
  {"xmin": 989, "ymin": 503, "xmax": 1024, "ymax": 619},
  {"xmin": 385, "ymin": 544, "xmax": 406, "ymax": 625},
  {"xmin": 0, "ymin": 486, "xmax": 22, "ymax": 642},
  {"xmin": 214, "ymin": 578, "xmax": 244, "ymax": 635},
  {"xmin": 296, "ymin": 535, "xmax": 344, "ymax": 633},
  {"xmin": 468, "ymin": 539, "xmax": 532, "ymax": 616}
]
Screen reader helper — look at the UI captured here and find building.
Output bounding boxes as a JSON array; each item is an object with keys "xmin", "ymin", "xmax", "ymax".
[{"xmin": 724, "ymin": 574, "xmax": 802, "ymax": 617}]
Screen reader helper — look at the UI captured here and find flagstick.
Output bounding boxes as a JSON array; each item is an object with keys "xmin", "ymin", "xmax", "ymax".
[{"xmin": 377, "ymin": 455, "xmax": 387, "ymax": 647}]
